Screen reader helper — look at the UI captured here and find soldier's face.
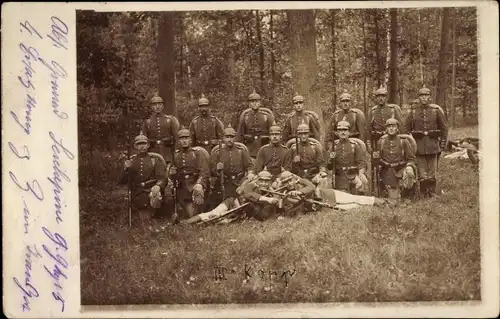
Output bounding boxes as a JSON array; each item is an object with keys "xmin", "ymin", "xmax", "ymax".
[
  {"xmin": 336, "ymin": 128, "xmax": 349, "ymax": 139},
  {"xmin": 258, "ymin": 179, "xmax": 272, "ymax": 189},
  {"xmin": 135, "ymin": 142, "xmax": 149, "ymax": 153},
  {"xmin": 298, "ymin": 132, "xmax": 309, "ymax": 143},
  {"xmin": 270, "ymin": 132, "xmax": 281, "ymax": 144},
  {"xmin": 294, "ymin": 101, "xmax": 304, "ymax": 112},
  {"xmin": 341, "ymin": 100, "xmax": 350, "ymax": 110},
  {"xmin": 249, "ymin": 100, "xmax": 261, "ymax": 109},
  {"xmin": 152, "ymin": 102, "xmax": 164, "ymax": 113},
  {"xmin": 179, "ymin": 136, "xmax": 191, "ymax": 148},
  {"xmin": 224, "ymin": 135, "xmax": 235, "ymax": 147},
  {"xmin": 419, "ymin": 93, "xmax": 431, "ymax": 105},
  {"xmin": 199, "ymin": 106, "xmax": 209, "ymax": 115},
  {"xmin": 386, "ymin": 124, "xmax": 398, "ymax": 135},
  {"xmin": 376, "ymin": 95, "xmax": 387, "ymax": 105}
]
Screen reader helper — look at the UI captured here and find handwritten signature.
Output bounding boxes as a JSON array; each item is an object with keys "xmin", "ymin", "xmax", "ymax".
[
  {"xmin": 213, "ymin": 264, "xmax": 297, "ymax": 287},
  {"xmin": 12, "ymin": 245, "xmax": 42, "ymax": 312}
]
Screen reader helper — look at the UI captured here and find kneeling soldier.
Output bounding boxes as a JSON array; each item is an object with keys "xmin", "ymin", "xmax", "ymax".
[
  {"xmin": 170, "ymin": 127, "xmax": 210, "ymax": 221},
  {"xmin": 121, "ymin": 133, "xmax": 168, "ymax": 227},
  {"xmin": 373, "ymin": 118, "xmax": 417, "ymax": 201},
  {"xmin": 327, "ymin": 120, "xmax": 369, "ymax": 194}
]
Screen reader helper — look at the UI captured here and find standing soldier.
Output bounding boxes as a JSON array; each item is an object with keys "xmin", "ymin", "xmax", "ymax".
[
  {"xmin": 365, "ymin": 86, "xmax": 403, "ymax": 154},
  {"xmin": 209, "ymin": 124, "xmax": 254, "ymax": 215},
  {"xmin": 327, "ymin": 89, "xmax": 366, "ymax": 149},
  {"xmin": 282, "ymin": 93, "xmax": 321, "ymax": 142},
  {"xmin": 189, "ymin": 93, "xmax": 224, "ymax": 154},
  {"xmin": 403, "ymin": 86, "xmax": 448, "ymax": 197},
  {"xmin": 169, "ymin": 127, "xmax": 210, "ymax": 221},
  {"xmin": 121, "ymin": 133, "xmax": 168, "ymax": 227},
  {"xmin": 286, "ymin": 122, "xmax": 328, "ymax": 186},
  {"xmin": 373, "ymin": 118, "xmax": 417, "ymax": 201},
  {"xmin": 327, "ymin": 120, "xmax": 369, "ymax": 195},
  {"xmin": 251, "ymin": 121, "xmax": 292, "ymax": 179},
  {"xmin": 236, "ymin": 89, "xmax": 275, "ymax": 158},
  {"xmin": 141, "ymin": 95, "xmax": 180, "ymax": 164}
]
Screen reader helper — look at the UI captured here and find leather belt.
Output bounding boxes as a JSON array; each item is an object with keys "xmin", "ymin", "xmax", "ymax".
[{"xmin": 381, "ymin": 160, "xmax": 407, "ymax": 168}]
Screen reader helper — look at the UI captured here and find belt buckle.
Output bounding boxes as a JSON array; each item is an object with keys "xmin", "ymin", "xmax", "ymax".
[
  {"xmin": 157, "ymin": 140, "xmax": 162, "ymax": 145},
  {"xmin": 203, "ymin": 141, "xmax": 209, "ymax": 145},
  {"xmin": 304, "ymin": 169, "xmax": 308, "ymax": 173},
  {"xmin": 185, "ymin": 174, "xmax": 190, "ymax": 179},
  {"xmin": 254, "ymin": 136, "xmax": 259, "ymax": 140},
  {"xmin": 231, "ymin": 176, "xmax": 236, "ymax": 180},
  {"xmin": 140, "ymin": 182, "xmax": 145, "ymax": 187},
  {"xmin": 423, "ymin": 131, "xmax": 428, "ymax": 136}
]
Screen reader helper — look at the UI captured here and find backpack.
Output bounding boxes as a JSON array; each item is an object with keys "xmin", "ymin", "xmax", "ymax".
[
  {"xmin": 286, "ymin": 137, "xmax": 322, "ymax": 157},
  {"xmin": 240, "ymin": 107, "xmax": 274, "ymax": 128}
]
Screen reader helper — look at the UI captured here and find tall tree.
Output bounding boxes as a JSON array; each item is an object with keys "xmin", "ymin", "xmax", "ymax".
[
  {"xmin": 287, "ymin": 10, "xmax": 323, "ymax": 138},
  {"xmin": 436, "ymin": 8, "xmax": 451, "ymax": 114},
  {"xmin": 389, "ymin": 8, "xmax": 398, "ymax": 102},
  {"xmin": 331, "ymin": 10, "xmax": 337, "ymax": 109},
  {"xmin": 256, "ymin": 10, "xmax": 266, "ymax": 97},
  {"xmin": 158, "ymin": 12, "xmax": 176, "ymax": 115},
  {"xmin": 269, "ymin": 10, "xmax": 276, "ymax": 105},
  {"xmin": 362, "ymin": 10, "xmax": 368, "ymax": 115},
  {"xmin": 225, "ymin": 12, "xmax": 237, "ymax": 105},
  {"xmin": 450, "ymin": 8, "xmax": 457, "ymax": 127},
  {"xmin": 373, "ymin": 10, "xmax": 383, "ymax": 87}
]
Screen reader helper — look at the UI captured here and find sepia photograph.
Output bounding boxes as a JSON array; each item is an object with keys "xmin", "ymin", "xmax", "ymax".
[{"xmin": 78, "ymin": 5, "xmax": 481, "ymax": 306}]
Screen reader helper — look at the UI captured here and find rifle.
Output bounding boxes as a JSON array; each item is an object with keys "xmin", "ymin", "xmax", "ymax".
[
  {"xmin": 171, "ymin": 147, "xmax": 178, "ymax": 223},
  {"xmin": 218, "ymin": 139, "xmax": 225, "ymax": 199},
  {"xmin": 259, "ymin": 189, "xmax": 335, "ymax": 209},
  {"xmin": 371, "ymin": 138, "xmax": 380, "ymax": 197}
]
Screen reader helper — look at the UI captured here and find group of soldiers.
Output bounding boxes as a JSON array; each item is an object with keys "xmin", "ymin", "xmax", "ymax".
[{"xmin": 121, "ymin": 85, "xmax": 448, "ymax": 226}]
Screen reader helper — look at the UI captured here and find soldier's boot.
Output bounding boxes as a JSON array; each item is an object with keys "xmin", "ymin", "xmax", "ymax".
[
  {"xmin": 419, "ymin": 179, "xmax": 428, "ymax": 198},
  {"xmin": 428, "ymin": 178, "xmax": 437, "ymax": 197}
]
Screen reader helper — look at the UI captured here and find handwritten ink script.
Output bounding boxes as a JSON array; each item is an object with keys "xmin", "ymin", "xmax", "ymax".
[
  {"xmin": 213, "ymin": 264, "xmax": 296, "ymax": 287},
  {"xmin": 7, "ymin": 16, "xmax": 73, "ymax": 314}
]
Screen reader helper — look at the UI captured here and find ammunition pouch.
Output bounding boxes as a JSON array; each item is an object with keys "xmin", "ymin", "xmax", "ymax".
[
  {"xmin": 411, "ymin": 130, "xmax": 440, "ymax": 138},
  {"xmin": 380, "ymin": 160, "xmax": 407, "ymax": 170}
]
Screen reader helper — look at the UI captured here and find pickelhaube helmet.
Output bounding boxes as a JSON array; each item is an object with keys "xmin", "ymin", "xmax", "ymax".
[
  {"xmin": 223, "ymin": 123, "xmax": 236, "ymax": 136},
  {"xmin": 375, "ymin": 86, "xmax": 387, "ymax": 96},
  {"xmin": 340, "ymin": 89, "xmax": 352, "ymax": 101},
  {"xmin": 257, "ymin": 167, "xmax": 273, "ymax": 180},
  {"xmin": 177, "ymin": 126, "xmax": 191, "ymax": 138},
  {"xmin": 279, "ymin": 170, "xmax": 294, "ymax": 180},
  {"xmin": 134, "ymin": 132, "xmax": 149, "ymax": 145},
  {"xmin": 297, "ymin": 121, "xmax": 310, "ymax": 134},
  {"xmin": 418, "ymin": 85, "xmax": 431, "ymax": 96},
  {"xmin": 151, "ymin": 95, "xmax": 164, "ymax": 104},
  {"xmin": 385, "ymin": 118, "xmax": 399, "ymax": 126},
  {"xmin": 248, "ymin": 89, "xmax": 261, "ymax": 101},
  {"xmin": 269, "ymin": 120, "xmax": 281, "ymax": 134},
  {"xmin": 198, "ymin": 93, "xmax": 210, "ymax": 106},
  {"xmin": 292, "ymin": 93, "xmax": 305, "ymax": 103},
  {"xmin": 336, "ymin": 120, "xmax": 351, "ymax": 130}
]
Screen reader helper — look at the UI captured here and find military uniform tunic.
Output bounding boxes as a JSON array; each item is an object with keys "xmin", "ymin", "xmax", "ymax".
[
  {"xmin": 289, "ymin": 141, "xmax": 326, "ymax": 180},
  {"xmin": 402, "ymin": 103, "xmax": 448, "ymax": 180},
  {"xmin": 366, "ymin": 104, "xmax": 403, "ymax": 150},
  {"xmin": 282, "ymin": 112, "xmax": 321, "ymax": 142},
  {"xmin": 121, "ymin": 153, "xmax": 167, "ymax": 210},
  {"xmin": 210, "ymin": 144, "xmax": 253, "ymax": 199},
  {"xmin": 141, "ymin": 113, "xmax": 180, "ymax": 163},
  {"xmin": 328, "ymin": 138, "xmax": 367, "ymax": 193},
  {"xmin": 377, "ymin": 135, "xmax": 416, "ymax": 188},
  {"xmin": 236, "ymin": 109, "xmax": 275, "ymax": 157},
  {"xmin": 254, "ymin": 144, "xmax": 292, "ymax": 177},
  {"xmin": 327, "ymin": 108, "xmax": 367, "ymax": 147},
  {"xmin": 172, "ymin": 147, "xmax": 210, "ymax": 202},
  {"xmin": 189, "ymin": 115, "xmax": 224, "ymax": 153}
]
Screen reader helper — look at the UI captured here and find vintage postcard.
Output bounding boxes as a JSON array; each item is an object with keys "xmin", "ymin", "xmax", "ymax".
[{"xmin": 2, "ymin": 1, "xmax": 499, "ymax": 318}]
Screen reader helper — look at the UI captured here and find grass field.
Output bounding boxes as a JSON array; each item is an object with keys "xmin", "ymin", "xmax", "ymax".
[{"xmin": 80, "ymin": 125, "xmax": 480, "ymax": 305}]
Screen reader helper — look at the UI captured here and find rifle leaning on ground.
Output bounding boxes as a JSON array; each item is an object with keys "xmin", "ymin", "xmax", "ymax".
[
  {"xmin": 260, "ymin": 189, "xmax": 336, "ymax": 210},
  {"xmin": 170, "ymin": 147, "xmax": 179, "ymax": 223},
  {"xmin": 371, "ymin": 138, "xmax": 381, "ymax": 197},
  {"xmin": 218, "ymin": 139, "xmax": 225, "ymax": 200}
]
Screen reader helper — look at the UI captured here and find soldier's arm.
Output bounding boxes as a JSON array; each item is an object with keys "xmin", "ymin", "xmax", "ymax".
[
  {"xmin": 315, "ymin": 145, "xmax": 327, "ymax": 173},
  {"xmin": 311, "ymin": 118, "xmax": 321, "ymax": 141},
  {"xmin": 376, "ymin": 139, "xmax": 383, "ymax": 158},
  {"xmin": 141, "ymin": 120, "xmax": 148, "ymax": 136},
  {"xmin": 241, "ymin": 183, "xmax": 263, "ymax": 203},
  {"xmin": 216, "ymin": 118, "xmax": 224, "ymax": 140},
  {"xmin": 209, "ymin": 152, "xmax": 219, "ymax": 177},
  {"xmin": 297, "ymin": 177, "xmax": 316, "ymax": 197},
  {"xmin": 267, "ymin": 111, "xmax": 276, "ymax": 129},
  {"xmin": 394, "ymin": 105, "xmax": 403, "ymax": 126},
  {"xmin": 356, "ymin": 144, "xmax": 367, "ymax": 173},
  {"xmin": 324, "ymin": 120, "xmax": 334, "ymax": 151},
  {"xmin": 404, "ymin": 139, "xmax": 416, "ymax": 166},
  {"xmin": 436, "ymin": 107, "xmax": 449, "ymax": 144},
  {"xmin": 189, "ymin": 120, "xmax": 197, "ymax": 143},
  {"xmin": 356, "ymin": 110, "xmax": 367, "ymax": 142},
  {"xmin": 235, "ymin": 117, "xmax": 245, "ymax": 143},
  {"xmin": 282, "ymin": 118, "xmax": 291, "ymax": 142},
  {"xmin": 402, "ymin": 111, "xmax": 413, "ymax": 135},
  {"xmin": 365, "ymin": 108, "xmax": 373, "ymax": 149},
  {"xmin": 242, "ymin": 149, "xmax": 254, "ymax": 173},
  {"xmin": 154, "ymin": 156, "xmax": 168, "ymax": 188},
  {"xmin": 283, "ymin": 147, "xmax": 293, "ymax": 172},
  {"xmin": 196, "ymin": 151, "xmax": 210, "ymax": 190},
  {"xmin": 171, "ymin": 117, "xmax": 180, "ymax": 144}
]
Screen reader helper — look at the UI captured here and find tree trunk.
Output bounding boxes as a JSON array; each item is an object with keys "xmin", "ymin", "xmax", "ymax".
[
  {"xmin": 384, "ymin": 9, "xmax": 390, "ymax": 88},
  {"xmin": 374, "ymin": 10, "xmax": 382, "ymax": 87},
  {"xmin": 158, "ymin": 12, "xmax": 176, "ymax": 116},
  {"xmin": 389, "ymin": 8, "xmax": 398, "ymax": 103},
  {"xmin": 226, "ymin": 13, "xmax": 236, "ymax": 106},
  {"xmin": 287, "ymin": 10, "xmax": 323, "ymax": 139},
  {"xmin": 256, "ymin": 10, "xmax": 266, "ymax": 98},
  {"xmin": 331, "ymin": 10, "xmax": 337, "ymax": 110},
  {"xmin": 417, "ymin": 9, "xmax": 424, "ymax": 85},
  {"xmin": 436, "ymin": 7, "xmax": 451, "ymax": 115},
  {"xmin": 450, "ymin": 8, "xmax": 456, "ymax": 127},
  {"xmin": 362, "ymin": 11, "xmax": 367, "ymax": 115},
  {"xmin": 178, "ymin": 13, "xmax": 184, "ymax": 89},
  {"xmin": 270, "ymin": 10, "xmax": 276, "ymax": 106}
]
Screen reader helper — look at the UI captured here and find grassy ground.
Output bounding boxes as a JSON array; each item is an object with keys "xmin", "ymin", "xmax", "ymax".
[{"xmin": 80, "ymin": 125, "xmax": 480, "ymax": 305}]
